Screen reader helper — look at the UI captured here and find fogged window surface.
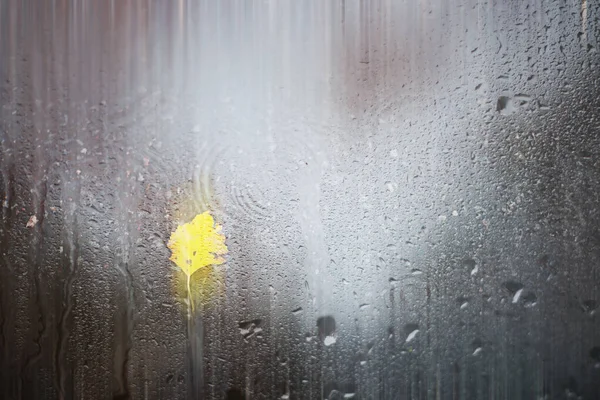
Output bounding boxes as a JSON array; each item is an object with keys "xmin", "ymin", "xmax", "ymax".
[{"xmin": 1, "ymin": 1, "xmax": 599, "ymax": 399}]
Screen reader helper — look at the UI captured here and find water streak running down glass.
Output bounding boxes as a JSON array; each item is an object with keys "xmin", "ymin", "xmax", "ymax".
[{"xmin": 1, "ymin": 1, "xmax": 599, "ymax": 399}]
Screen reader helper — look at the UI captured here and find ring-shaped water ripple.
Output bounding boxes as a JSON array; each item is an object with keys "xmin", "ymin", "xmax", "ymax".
[{"xmin": 192, "ymin": 140, "xmax": 274, "ymax": 223}]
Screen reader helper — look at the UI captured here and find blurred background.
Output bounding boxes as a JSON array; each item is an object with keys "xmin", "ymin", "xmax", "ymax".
[{"xmin": 1, "ymin": 0, "xmax": 599, "ymax": 399}]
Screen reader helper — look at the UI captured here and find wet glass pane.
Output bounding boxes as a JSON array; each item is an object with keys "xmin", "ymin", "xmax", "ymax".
[{"xmin": 1, "ymin": 1, "xmax": 599, "ymax": 399}]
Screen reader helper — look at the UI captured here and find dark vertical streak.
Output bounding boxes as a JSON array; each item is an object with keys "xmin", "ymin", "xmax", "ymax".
[
  {"xmin": 113, "ymin": 260, "xmax": 134, "ymax": 400},
  {"xmin": 0, "ymin": 257, "xmax": 3, "ymax": 384},
  {"xmin": 0, "ymin": 288, "xmax": 3, "ymax": 377},
  {"xmin": 55, "ymin": 229, "xmax": 78, "ymax": 400},
  {"xmin": 54, "ymin": 172, "xmax": 80, "ymax": 400},
  {"xmin": 1, "ymin": 0, "xmax": 20, "ymax": 388},
  {"xmin": 453, "ymin": 362, "xmax": 460, "ymax": 400},
  {"xmin": 426, "ymin": 279, "xmax": 431, "ymax": 349},
  {"xmin": 20, "ymin": 180, "xmax": 48, "ymax": 394},
  {"xmin": 188, "ymin": 312, "xmax": 204, "ymax": 400},
  {"xmin": 425, "ymin": 276, "xmax": 433, "ymax": 398},
  {"xmin": 0, "ymin": 163, "xmax": 14, "ymax": 400},
  {"xmin": 113, "ymin": 199, "xmax": 137, "ymax": 400},
  {"xmin": 0, "ymin": 33, "xmax": 17, "ymax": 385}
]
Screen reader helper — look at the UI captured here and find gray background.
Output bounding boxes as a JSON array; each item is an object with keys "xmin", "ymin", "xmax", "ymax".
[{"xmin": 1, "ymin": 0, "xmax": 599, "ymax": 399}]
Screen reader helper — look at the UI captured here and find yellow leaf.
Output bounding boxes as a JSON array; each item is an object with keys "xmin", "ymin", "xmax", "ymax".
[{"xmin": 167, "ymin": 211, "xmax": 228, "ymax": 277}]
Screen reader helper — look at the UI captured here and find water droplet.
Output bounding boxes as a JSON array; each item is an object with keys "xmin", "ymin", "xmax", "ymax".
[
  {"xmin": 538, "ymin": 100, "xmax": 550, "ymax": 110},
  {"xmin": 405, "ymin": 330, "xmax": 419, "ymax": 343},
  {"xmin": 503, "ymin": 280, "xmax": 524, "ymax": 294},
  {"xmin": 512, "ymin": 288, "xmax": 523, "ymax": 303},
  {"xmin": 497, "ymin": 96, "xmax": 516, "ymax": 115},
  {"xmin": 514, "ymin": 93, "xmax": 531, "ymax": 104},
  {"xmin": 317, "ymin": 316, "xmax": 336, "ymax": 337},
  {"xmin": 26, "ymin": 215, "xmax": 38, "ymax": 227},
  {"xmin": 579, "ymin": 300, "xmax": 597, "ymax": 316},
  {"xmin": 457, "ymin": 296, "xmax": 469, "ymax": 309},
  {"xmin": 472, "ymin": 338, "xmax": 483, "ymax": 352},
  {"xmin": 523, "ymin": 292, "xmax": 537, "ymax": 307},
  {"xmin": 590, "ymin": 347, "xmax": 600, "ymax": 362},
  {"xmin": 404, "ymin": 323, "xmax": 419, "ymax": 343},
  {"xmin": 327, "ymin": 389, "xmax": 344, "ymax": 400},
  {"xmin": 324, "ymin": 336, "xmax": 337, "ymax": 346},
  {"xmin": 463, "ymin": 259, "xmax": 478, "ymax": 275},
  {"xmin": 238, "ymin": 319, "xmax": 262, "ymax": 340}
]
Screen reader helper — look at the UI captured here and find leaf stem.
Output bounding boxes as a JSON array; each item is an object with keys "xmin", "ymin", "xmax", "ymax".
[{"xmin": 187, "ymin": 273, "xmax": 194, "ymax": 316}]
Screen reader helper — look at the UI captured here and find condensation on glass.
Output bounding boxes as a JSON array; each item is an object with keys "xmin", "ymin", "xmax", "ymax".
[{"xmin": 1, "ymin": 0, "xmax": 599, "ymax": 399}]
